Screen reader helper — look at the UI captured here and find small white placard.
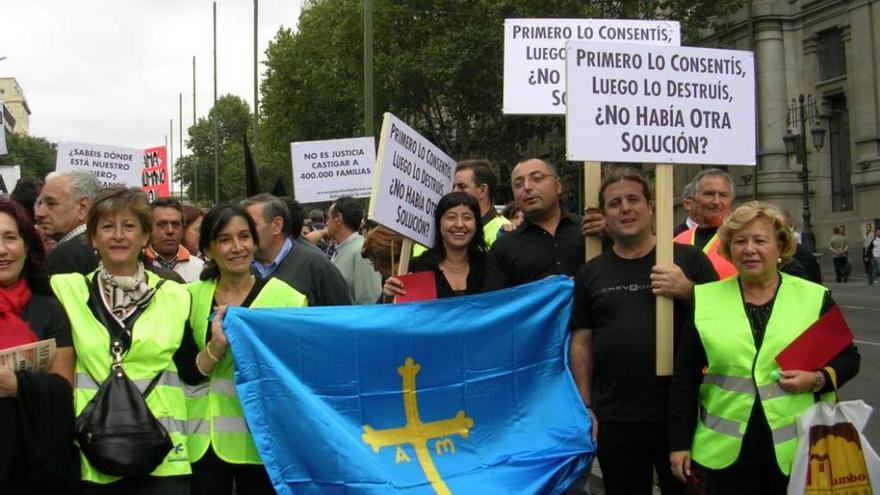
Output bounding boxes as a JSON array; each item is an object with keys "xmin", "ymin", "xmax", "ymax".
[
  {"xmin": 55, "ymin": 141, "xmax": 145, "ymax": 187},
  {"xmin": 291, "ymin": 137, "xmax": 375, "ymax": 204}
]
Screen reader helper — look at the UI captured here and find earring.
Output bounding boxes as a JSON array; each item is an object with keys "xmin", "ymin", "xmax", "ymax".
[{"xmin": 777, "ymin": 257, "xmax": 782, "ymax": 265}]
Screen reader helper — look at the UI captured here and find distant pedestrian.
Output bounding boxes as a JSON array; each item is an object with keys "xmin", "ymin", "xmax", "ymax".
[
  {"xmin": 863, "ymin": 222, "xmax": 875, "ymax": 284},
  {"xmin": 829, "ymin": 225, "xmax": 850, "ymax": 283}
]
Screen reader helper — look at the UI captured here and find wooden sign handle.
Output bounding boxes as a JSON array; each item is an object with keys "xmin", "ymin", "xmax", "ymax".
[
  {"xmin": 655, "ymin": 163, "xmax": 674, "ymax": 376},
  {"xmin": 397, "ymin": 238, "xmax": 413, "ymax": 276},
  {"xmin": 583, "ymin": 161, "xmax": 602, "ymax": 262}
]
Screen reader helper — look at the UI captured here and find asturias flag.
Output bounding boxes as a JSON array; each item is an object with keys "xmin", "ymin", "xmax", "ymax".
[{"xmin": 223, "ymin": 276, "xmax": 594, "ymax": 494}]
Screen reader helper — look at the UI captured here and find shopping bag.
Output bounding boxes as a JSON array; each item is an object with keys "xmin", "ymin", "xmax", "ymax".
[{"xmin": 788, "ymin": 400, "xmax": 880, "ymax": 495}]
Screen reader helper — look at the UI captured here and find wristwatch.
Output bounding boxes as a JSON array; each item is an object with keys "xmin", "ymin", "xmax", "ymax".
[{"xmin": 812, "ymin": 371, "xmax": 826, "ymax": 393}]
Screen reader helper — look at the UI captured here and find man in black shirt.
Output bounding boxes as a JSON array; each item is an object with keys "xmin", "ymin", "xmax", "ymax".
[
  {"xmin": 569, "ymin": 168, "xmax": 718, "ymax": 495},
  {"xmin": 483, "ymin": 158, "xmax": 585, "ymax": 290}
]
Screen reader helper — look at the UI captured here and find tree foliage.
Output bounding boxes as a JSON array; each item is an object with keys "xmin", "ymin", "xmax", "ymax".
[
  {"xmin": 259, "ymin": 0, "xmax": 743, "ymax": 203},
  {"xmin": 0, "ymin": 132, "xmax": 57, "ymax": 180},
  {"xmin": 174, "ymin": 94, "xmax": 258, "ymax": 203}
]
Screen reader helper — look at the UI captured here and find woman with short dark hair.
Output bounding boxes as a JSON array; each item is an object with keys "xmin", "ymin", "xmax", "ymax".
[{"xmin": 382, "ymin": 191, "xmax": 487, "ymax": 299}]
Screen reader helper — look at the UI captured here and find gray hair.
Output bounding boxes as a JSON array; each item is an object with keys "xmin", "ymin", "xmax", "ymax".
[
  {"xmin": 692, "ymin": 168, "xmax": 735, "ymax": 199},
  {"xmin": 45, "ymin": 169, "xmax": 100, "ymax": 201},
  {"xmin": 241, "ymin": 193, "xmax": 291, "ymax": 227},
  {"xmin": 681, "ymin": 179, "xmax": 697, "ymax": 203}
]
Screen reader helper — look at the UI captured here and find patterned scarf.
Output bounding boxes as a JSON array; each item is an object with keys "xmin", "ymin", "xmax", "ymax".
[{"xmin": 97, "ymin": 262, "xmax": 156, "ymax": 322}]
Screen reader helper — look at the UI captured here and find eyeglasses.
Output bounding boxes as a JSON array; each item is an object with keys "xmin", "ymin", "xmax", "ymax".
[{"xmin": 512, "ymin": 172, "xmax": 556, "ymax": 190}]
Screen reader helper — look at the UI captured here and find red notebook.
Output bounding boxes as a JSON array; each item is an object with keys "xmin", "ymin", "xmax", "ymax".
[
  {"xmin": 775, "ymin": 306, "xmax": 854, "ymax": 370},
  {"xmin": 394, "ymin": 271, "xmax": 437, "ymax": 303}
]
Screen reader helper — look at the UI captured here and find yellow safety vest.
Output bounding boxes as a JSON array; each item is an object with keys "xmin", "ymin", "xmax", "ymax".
[
  {"xmin": 185, "ymin": 277, "xmax": 307, "ymax": 464},
  {"xmin": 692, "ymin": 273, "xmax": 834, "ymax": 475},
  {"xmin": 51, "ymin": 271, "xmax": 192, "ymax": 484}
]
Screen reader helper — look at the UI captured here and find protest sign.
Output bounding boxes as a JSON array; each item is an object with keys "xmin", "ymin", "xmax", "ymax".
[
  {"xmin": 368, "ymin": 113, "xmax": 455, "ymax": 249},
  {"xmin": 291, "ymin": 137, "xmax": 375, "ymax": 203},
  {"xmin": 55, "ymin": 141, "xmax": 144, "ymax": 188},
  {"xmin": 142, "ymin": 146, "xmax": 169, "ymax": 201},
  {"xmin": 504, "ymin": 18, "xmax": 680, "ymax": 115},
  {"xmin": 565, "ymin": 42, "xmax": 756, "ymax": 165},
  {"xmin": 0, "ymin": 164, "xmax": 21, "ymax": 194}
]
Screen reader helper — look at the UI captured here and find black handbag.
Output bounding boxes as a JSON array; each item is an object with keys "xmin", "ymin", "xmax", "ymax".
[{"xmin": 74, "ymin": 278, "xmax": 173, "ymax": 477}]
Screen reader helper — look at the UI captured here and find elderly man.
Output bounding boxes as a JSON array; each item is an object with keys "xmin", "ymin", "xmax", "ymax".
[
  {"xmin": 243, "ymin": 193, "xmax": 351, "ymax": 306},
  {"xmin": 483, "ymin": 158, "xmax": 585, "ymax": 290},
  {"xmin": 673, "ymin": 168, "xmax": 737, "ymax": 279},
  {"xmin": 569, "ymin": 168, "xmax": 716, "ymax": 495},
  {"xmin": 145, "ymin": 198, "xmax": 204, "ymax": 282},
  {"xmin": 34, "ymin": 170, "xmax": 100, "ymax": 275}
]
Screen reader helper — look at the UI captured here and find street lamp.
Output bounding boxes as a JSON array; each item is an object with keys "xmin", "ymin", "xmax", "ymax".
[{"xmin": 783, "ymin": 94, "xmax": 826, "ymax": 254}]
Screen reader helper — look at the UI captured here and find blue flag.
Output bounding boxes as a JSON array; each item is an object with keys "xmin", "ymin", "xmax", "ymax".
[{"xmin": 224, "ymin": 276, "xmax": 594, "ymax": 494}]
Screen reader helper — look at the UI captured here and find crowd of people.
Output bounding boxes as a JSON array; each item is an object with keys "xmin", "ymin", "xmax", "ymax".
[{"xmin": 0, "ymin": 158, "xmax": 863, "ymax": 495}]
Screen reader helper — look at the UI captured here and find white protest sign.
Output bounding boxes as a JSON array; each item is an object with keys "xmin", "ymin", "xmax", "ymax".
[
  {"xmin": 0, "ymin": 165, "xmax": 21, "ymax": 194},
  {"xmin": 504, "ymin": 18, "xmax": 680, "ymax": 115},
  {"xmin": 291, "ymin": 137, "xmax": 375, "ymax": 203},
  {"xmin": 566, "ymin": 42, "xmax": 756, "ymax": 165},
  {"xmin": 368, "ymin": 113, "xmax": 455, "ymax": 248},
  {"xmin": 56, "ymin": 142, "xmax": 145, "ymax": 188}
]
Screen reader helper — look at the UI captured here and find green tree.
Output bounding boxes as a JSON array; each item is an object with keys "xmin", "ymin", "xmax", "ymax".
[
  {"xmin": 175, "ymin": 94, "xmax": 258, "ymax": 203},
  {"xmin": 259, "ymin": 0, "xmax": 744, "ymax": 203},
  {"xmin": 0, "ymin": 132, "xmax": 57, "ymax": 180}
]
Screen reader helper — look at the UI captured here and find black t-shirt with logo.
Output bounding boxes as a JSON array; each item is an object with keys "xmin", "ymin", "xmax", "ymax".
[{"xmin": 570, "ymin": 243, "xmax": 717, "ymax": 422}]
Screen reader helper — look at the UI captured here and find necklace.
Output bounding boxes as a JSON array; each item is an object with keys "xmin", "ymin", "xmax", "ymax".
[
  {"xmin": 440, "ymin": 260, "xmax": 469, "ymax": 274},
  {"xmin": 215, "ymin": 275, "xmax": 255, "ymax": 306}
]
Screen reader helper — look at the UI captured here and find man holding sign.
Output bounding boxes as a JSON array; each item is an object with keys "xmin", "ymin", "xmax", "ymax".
[{"xmin": 569, "ymin": 169, "xmax": 716, "ymax": 495}]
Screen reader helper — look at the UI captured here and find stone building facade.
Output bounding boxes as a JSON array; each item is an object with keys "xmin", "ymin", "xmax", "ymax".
[
  {"xmin": 0, "ymin": 77, "xmax": 30, "ymax": 135},
  {"xmin": 674, "ymin": 0, "xmax": 880, "ymax": 254}
]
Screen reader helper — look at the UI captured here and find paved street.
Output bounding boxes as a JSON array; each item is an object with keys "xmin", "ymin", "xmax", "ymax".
[{"xmin": 827, "ymin": 275, "xmax": 880, "ymax": 446}]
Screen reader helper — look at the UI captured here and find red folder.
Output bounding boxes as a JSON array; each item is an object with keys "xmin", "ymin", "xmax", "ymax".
[
  {"xmin": 775, "ymin": 306, "xmax": 854, "ymax": 370},
  {"xmin": 394, "ymin": 271, "xmax": 437, "ymax": 303}
]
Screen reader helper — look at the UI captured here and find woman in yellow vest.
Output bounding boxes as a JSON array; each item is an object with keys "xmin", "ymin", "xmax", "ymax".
[
  {"xmin": 51, "ymin": 187, "xmax": 192, "ymax": 495},
  {"xmin": 668, "ymin": 201, "xmax": 860, "ymax": 494},
  {"xmin": 180, "ymin": 203, "xmax": 306, "ymax": 495}
]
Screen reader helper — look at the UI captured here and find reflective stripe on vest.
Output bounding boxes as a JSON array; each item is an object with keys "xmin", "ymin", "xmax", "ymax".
[
  {"xmin": 673, "ymin": 228, "xmax": 737, "ymax": 279},
  {"xmin": 692, "ymin": 273, "xmax": 833, "ymax": 475},
  {"xmin": 51, "ymin": 271, "xmax": 192, "ymax": 484},
  {"xmin": 185, "ymin": 277, "xmax": 307, "ymax": 465}
]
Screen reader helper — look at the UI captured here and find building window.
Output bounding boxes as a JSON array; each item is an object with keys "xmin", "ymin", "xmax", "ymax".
[
  {"xmin": 827, "ymin": 94, "xmax": 852, "ymax": 212},
  {"xmin": 817, "ymin": 29, "xmax": 846, "ymax": 81}
]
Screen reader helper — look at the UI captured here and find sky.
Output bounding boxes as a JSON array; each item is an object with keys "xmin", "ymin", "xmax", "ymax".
[{"xmin": 0, "ymin": 0, "xmax": 302, "ymax": 168}]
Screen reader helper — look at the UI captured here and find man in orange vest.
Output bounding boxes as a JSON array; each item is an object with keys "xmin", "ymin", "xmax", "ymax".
[{"xmin": 673, "ymin": 168, "xmax": 737, "ymax": 279}]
